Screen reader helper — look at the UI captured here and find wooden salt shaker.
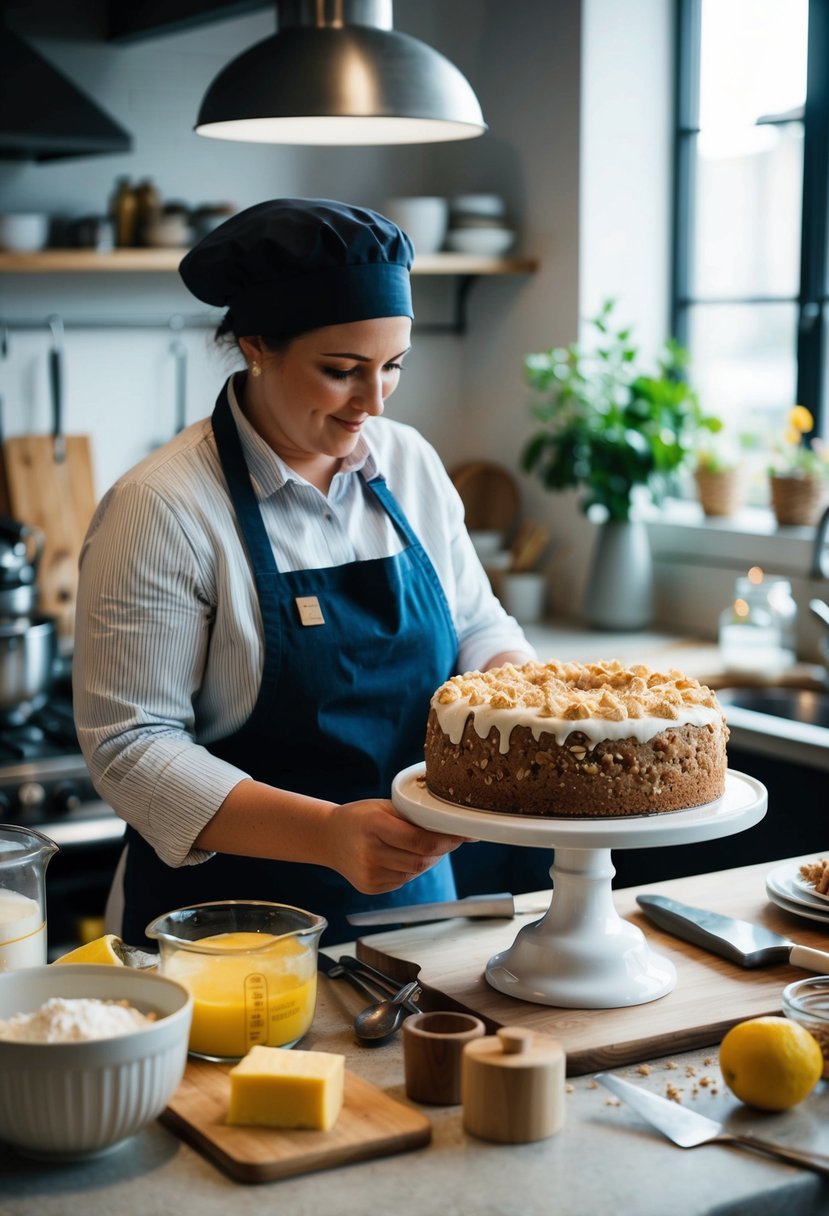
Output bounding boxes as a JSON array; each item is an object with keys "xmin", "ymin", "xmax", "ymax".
[
  {"xmin": 403, "ymin": 1011, "xmax": 487, "ymax": 1105},
  {"xmin": 461, "ymin": 1026, "xmax": 565, "ymax": 1143}
]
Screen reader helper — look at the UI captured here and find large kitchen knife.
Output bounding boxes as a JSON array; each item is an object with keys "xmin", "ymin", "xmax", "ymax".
[
  {"xmin": 346, "ymin": 892, "xmax": 532, "ymax": 927},
  {"xmin": 637, "ymin": 893, "xmax": 829, "ymax": 972}
]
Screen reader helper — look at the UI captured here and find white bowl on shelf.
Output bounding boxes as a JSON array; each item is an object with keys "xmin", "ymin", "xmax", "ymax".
[
  {"xmin": 383, "ymin": 197, "xmax": 448, "ymax": 255},
  {"xmin": 0, "ymin": 213, "xmax": 49, "ymax": 252},
  {"xmin": 0, "ymin": 964, "xmax": 192, "ymax": 1161},
  {"xmin": 445, "ymin": 227, "xmax": 515, "ymax": 256},
  {"xmin": 450, "ymin": 193, "xmax": 506, "ymax": 220},
  {"xmin": 470, "ymin": 530, "xmax": 507, "ymax": 558}
]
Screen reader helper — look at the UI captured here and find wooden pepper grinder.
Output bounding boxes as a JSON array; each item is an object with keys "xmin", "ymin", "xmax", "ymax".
[{"xmin": 461, "ymin": 1026, "xmax": 565, "ymax": 1143}]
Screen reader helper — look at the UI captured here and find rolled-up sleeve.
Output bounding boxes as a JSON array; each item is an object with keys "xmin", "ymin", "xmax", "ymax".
[{"xmin": 74, "ymin": 478, "xmax": 250, "ymax": 867}]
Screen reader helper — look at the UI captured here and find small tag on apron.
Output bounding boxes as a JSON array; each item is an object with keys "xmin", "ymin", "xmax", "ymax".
[{"xmin": 295, "ymin": 595, "xmax": 325, "ymax": 626}]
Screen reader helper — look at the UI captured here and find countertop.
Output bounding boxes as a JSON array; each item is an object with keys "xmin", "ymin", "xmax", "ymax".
[{"xmin": 4, "ymin": 866, "xmax": 829, "ymax": 1216}]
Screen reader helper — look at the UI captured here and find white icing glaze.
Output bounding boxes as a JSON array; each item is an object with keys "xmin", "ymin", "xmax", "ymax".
[{"xmin": 432, "ymin": 699, "xmax": 722, "ymax": 753}]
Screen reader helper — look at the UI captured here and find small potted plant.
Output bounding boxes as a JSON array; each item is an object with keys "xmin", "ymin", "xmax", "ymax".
[
  {"xmin": 768, "ymin": 405, "xmax": 829, "ymax": 527},
  {"xmin": 521, "ymin": 300, "xmax": 722, "ymax": 628},
  {"xmin": 693, "ymin": 442, "xmax": 746, "ymax": 518}
]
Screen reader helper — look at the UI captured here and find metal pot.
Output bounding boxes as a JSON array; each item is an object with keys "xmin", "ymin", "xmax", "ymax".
[
  {"xmin": 0, "ymin": 516, "xmax": 43, "ymax": 620},
  {"xmin": 0, "ymin": 616, "xmax": 57, "ymax": 724}
]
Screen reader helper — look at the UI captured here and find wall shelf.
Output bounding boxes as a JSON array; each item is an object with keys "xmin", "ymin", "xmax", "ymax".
[
  {"xmin": 0, "ymin": 249, "xmax": 538, "ymax": 276},
  {"xmin": 0, "ymin": 250, "xmax": 539, "ymax": 335}
]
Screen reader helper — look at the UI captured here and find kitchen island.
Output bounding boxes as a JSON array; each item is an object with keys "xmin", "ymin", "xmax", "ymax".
[{"xmin": 3, "ymin": 861, "xmax": 829, "ymax": 1216}]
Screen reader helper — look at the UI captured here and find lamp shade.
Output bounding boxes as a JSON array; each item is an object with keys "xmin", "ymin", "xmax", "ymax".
[{"xmin": 195, "ymin": 2, "xmax": 486, "ymax": 146}]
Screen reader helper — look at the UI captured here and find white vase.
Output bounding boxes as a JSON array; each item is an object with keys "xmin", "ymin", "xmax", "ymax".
[
  {"xmin": 582, "ymin": 519, "xmax": 653, "ymax": 631},
  {"xmin": 500, "ymin": 571, "xmax": 548, "ymax": 625}
]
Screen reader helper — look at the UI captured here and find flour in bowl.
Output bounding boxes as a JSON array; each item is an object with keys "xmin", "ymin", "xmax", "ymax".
[{"xmin": 0, "ymin": 997, "xmax": 155, "ymax": 1042}]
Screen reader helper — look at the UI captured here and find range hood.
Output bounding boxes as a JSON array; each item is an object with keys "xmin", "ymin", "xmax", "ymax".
[{"xmin": 0, "ymin": 25, "xmax": 132, "ymax": 161}]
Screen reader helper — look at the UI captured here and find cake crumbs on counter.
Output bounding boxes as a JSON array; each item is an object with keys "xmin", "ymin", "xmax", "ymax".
[
  {"xmin": 636, "ymin": 1063, "xmax": 653, "ymax": 1075},
  {"xmin": 663, "ymin": 1060, "xmax": 678, "ymax": 1070}
]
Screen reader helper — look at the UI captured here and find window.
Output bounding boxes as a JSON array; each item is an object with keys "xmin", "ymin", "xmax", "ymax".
[{"xmin": 672, "ymin": 0, "xmax": 828, "ymax": 470}]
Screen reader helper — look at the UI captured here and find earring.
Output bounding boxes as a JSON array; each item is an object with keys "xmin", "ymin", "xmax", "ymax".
[{"xmin": 250, "ymin": 362, "xmax": 262, "ymax": 378}]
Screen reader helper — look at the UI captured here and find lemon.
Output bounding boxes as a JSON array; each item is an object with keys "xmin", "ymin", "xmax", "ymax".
[
  {"xmin": 719, "ymin": 1016, "xmax": 823, "ymax": 1111},
  {"xmin": 53, "ymin": 934, "xmax": 127, "ymax": 966}
]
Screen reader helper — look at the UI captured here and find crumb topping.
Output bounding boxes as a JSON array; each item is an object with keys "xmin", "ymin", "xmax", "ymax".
[
  {"xmin": 800, "ymin": 858, "xmax": 829, "ymax": 894},
  {"xmin": 434, "ymin": 659, "xmax": 720, "ymax": 723}
]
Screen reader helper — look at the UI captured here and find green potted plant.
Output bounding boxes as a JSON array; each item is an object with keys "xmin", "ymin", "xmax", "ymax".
[
  {"xmin": 693, "ymin": 441, "xmax": 746, "ymax": 518},
  {"xmin": 768, "ymin": 406, "xmax": 829, "ymax": 526},
  {"xmin": 521, "ymin": 300, "xmax": 722, "ymax": 628}
]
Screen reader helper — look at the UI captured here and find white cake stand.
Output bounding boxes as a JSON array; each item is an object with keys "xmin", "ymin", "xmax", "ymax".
[{"xmin": 392, "ymin": 764, "xmax": 767, "ymax": 1010}]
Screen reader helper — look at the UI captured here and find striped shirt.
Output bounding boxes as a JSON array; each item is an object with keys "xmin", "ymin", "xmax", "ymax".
[{"xmin": 73, "ymin": 375, "xmax": 534, "ymax": 867}]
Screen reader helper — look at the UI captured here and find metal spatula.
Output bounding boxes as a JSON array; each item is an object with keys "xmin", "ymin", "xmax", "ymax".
[{"xmin": 596, "ymin": 1072, "xmax": 829, "ymax": 1177}]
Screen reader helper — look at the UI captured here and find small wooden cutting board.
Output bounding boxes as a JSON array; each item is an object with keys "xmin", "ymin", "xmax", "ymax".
[
  {"xmin": 162, "ymin": 1058, "xmax": 431, "ymax": 1184},
  {"xmin": 1, "ymin": 433, "xmax": 97, "ymax": 638}
]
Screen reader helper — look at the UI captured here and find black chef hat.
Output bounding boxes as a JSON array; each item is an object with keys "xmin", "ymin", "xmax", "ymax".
[{"xmin": 178, "ymin": 198, "xmax": 414, "ymax": 336}]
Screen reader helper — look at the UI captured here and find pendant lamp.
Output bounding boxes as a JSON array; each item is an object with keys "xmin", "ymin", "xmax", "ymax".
[{"xmin": 195, "ymin": 0, "xmax": 486, "ymax": 145}]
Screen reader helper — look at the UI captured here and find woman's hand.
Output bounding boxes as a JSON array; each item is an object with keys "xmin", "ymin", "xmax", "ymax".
[{"xmin": 324, "ymin": 799, "xmax": 467, "ymax": 895}]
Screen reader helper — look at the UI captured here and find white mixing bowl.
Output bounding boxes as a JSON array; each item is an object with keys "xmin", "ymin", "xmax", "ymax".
[{"xmin": 0, "ymin": 964, "xmax": 192, "ymax": 1161}]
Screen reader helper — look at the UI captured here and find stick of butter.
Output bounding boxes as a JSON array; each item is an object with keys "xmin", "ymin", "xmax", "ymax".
[{"xmin": 227, "ymin": 1045, "xmax": 346, "ymax": 1131}]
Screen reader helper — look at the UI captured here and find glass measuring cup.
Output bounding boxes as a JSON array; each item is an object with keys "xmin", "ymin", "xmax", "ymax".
[
  {"xmin": 0, "ymin": 825, "xmax": 59, "ymax": 970},
  {"xmin": 146, "ymin": 901, "xmax": 327, "ymax": 1062}
]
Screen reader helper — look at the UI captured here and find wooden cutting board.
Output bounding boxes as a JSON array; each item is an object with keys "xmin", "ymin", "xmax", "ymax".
[
  {"xmin": 162, "ymin": 1058, "xmax": 431, "ymax": 1184},
  {"xmin": 1, "ymin": 434, "xmax": 97, "ymax": 638},
  {"xmin": 356, "ymin": 857, "xmax": 829, "ymax": 1077}
]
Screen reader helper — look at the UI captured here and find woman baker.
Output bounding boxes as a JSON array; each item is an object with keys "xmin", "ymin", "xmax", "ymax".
[{"xmin": 73, "ymin": 198, "xmax": 535, "ymax": 946}]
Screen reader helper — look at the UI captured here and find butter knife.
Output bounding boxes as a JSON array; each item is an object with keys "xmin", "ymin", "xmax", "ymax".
[{"xmin": 347, "ymin": 892, "xmax": 540, "ymax": 927}]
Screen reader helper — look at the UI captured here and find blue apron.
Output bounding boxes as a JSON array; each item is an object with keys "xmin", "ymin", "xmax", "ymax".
[{"xmin": 122, "ymin": 378, "xmax": 458, "ymax": 945}]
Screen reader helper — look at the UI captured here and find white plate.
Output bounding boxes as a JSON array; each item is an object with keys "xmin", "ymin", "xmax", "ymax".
[
  {"xmin": 793, "ymin": 869, "xmax": 829, "ymax": 904},
  {"xmin": 766, "ymin": 861, "xmax": 829, "ymax": 911},
  {"xmin": 392, "ymin": 765, "xmax": 767, "ymax": 850},
  {"xmin": 765, "ymin": 882, "xmax": 829, "ymax": 927}
]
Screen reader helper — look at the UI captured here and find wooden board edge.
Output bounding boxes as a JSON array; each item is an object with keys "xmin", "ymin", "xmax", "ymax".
[{"xmin": 160, "ymin": 1105, "xmax": 431, "ymax": 1185}]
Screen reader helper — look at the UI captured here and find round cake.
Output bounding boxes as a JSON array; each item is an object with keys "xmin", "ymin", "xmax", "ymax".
[{"xmin": 424, "ymin": 659, "xmax": 728, "ymax": 817}]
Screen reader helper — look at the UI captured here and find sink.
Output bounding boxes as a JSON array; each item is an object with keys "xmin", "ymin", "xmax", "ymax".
[{"xmin": 716, "ymin": 686, "xmax": 829, "ymax": 730}]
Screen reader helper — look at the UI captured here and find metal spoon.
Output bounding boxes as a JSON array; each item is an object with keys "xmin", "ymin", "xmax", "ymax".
[{"xmin": 352, "ymin": 980, "xmax": 422, "ymax": 1045}]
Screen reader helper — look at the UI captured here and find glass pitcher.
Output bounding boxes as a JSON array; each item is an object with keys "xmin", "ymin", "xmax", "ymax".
[
  {"xmin": 0, "ymin": 825, "xmax": 59, "ymax": 970},
  {"xmin": 146, "ymin": 901, "xmax": 327, "ymax": 1061}
]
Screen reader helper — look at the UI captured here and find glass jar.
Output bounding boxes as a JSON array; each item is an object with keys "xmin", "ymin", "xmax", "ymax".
[
  {"xmin": 146, "ymin": 900, "xmax": 326, "ymax": 1062},
  {"xmin": 782, "ymin": 975, "xmax": 829, "ymax": 1077},
  {"xmin": 718, "ymin": 572, "xmax": 797, "ymax": 674}
]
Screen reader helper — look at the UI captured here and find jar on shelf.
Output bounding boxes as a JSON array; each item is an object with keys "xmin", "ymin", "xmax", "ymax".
[
  {"xmin": 134, "ymin": 178, "xmax": 161, "ymax": 247},
  {"xmin": 718, "ymin": 568, "xmax": 797, "ymax": 674},
  {"xmin": 109, "ymin": 176, "xmax": 137, "ymax": 248}
]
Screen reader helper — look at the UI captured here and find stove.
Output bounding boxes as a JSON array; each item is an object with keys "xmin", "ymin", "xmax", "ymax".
[
  {"xmin": 0, "ymin": 680, "xmax": 125, "ymax": 953},
  {"xmin": 0, "ymin": 688, "xmax": 123, "ymax": 848}
]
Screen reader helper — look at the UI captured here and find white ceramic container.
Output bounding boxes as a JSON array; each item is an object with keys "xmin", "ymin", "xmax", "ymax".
[
  {"xmin": 0, "ymin": 213, "xmax": 49, "ymax": 252},
  {"xmin": 383, "ymin": 197, "xmax": 449, "ymax": 254},
  {"xmin": 445, "ymin": 226, "xmax": 515, "ymax": 256},
  {"xmin": 0, "ymin": 964, "xmax": 192, "ymax": 1161}
]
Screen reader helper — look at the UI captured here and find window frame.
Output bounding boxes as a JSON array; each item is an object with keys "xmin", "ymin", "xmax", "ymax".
[{"xmin": 671, "ymin": 0, "xmax": 829, "ymax": 439}]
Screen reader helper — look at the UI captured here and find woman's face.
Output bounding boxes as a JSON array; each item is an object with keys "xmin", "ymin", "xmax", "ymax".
[{"xmin": 240, "ymin": 316, "xmax": 412, "ymax": 479}]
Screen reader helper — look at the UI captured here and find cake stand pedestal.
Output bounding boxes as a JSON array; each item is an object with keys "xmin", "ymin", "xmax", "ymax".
[{"xmin": 391, "ymin": 766, "xmax": 767, "ymax": 1009}]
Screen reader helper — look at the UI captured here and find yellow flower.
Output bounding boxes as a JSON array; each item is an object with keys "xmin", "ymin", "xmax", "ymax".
[{"xmin": 789, "ymin": 405, "xmax": 814, "ymax": 434}]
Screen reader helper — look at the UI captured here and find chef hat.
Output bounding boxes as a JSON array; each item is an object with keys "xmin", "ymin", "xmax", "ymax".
[{"xmin": 178, "ymin": 198, "xmax": 414, "ymax": 336}]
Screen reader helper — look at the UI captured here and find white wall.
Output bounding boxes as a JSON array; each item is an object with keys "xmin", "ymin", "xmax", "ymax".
[
  {"xmin": 1, "ymin": 0, "xmax": 690, "ymax": 636},
  {"xmin": 0, "ymin": 1, "xmax": 583, "ymax": 502}
]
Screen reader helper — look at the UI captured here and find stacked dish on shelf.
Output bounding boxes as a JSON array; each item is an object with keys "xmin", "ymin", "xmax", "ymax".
[{"xmin": 445, "ymin": 194, "xmax": 515, "ymax": 256}]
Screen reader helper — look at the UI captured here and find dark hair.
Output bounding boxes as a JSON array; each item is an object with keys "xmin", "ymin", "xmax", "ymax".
[{"xmin": 214, "ymin": 310, "xmax": 301, "ymax": 355}]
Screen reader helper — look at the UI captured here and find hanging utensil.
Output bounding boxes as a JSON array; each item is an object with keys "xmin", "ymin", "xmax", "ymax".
[
  {"xmin": 47, "ymin": 315, "xmax": 65, "ymax": 463},
  {"xmin": 169, "ymin": 316, "xmax": 187, "ymax": 436}
]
